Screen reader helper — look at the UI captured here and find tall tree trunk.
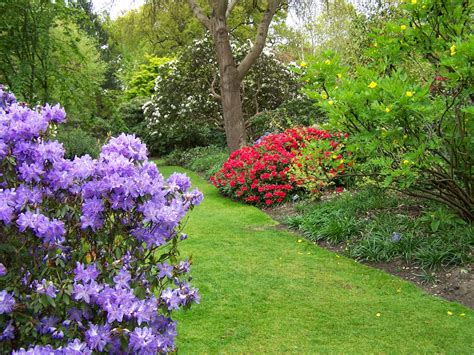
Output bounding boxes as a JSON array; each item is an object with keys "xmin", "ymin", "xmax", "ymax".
[
  {"xmin": 213, "ymin": 15, "xmax": 247, "ymax": 151},
  {"xmin": 220, "ymin": 66, "xmax": 246, "ymax": 151}
]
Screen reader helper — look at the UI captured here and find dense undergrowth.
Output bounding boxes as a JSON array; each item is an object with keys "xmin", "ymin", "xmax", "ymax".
[{"xmin": 286, "ymin": 187, "xmax": 473, "ymax": 270}]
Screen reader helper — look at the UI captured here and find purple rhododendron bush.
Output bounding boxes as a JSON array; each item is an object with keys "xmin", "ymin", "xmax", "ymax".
[{"xmin": 0, "ymin": 85, "xmax": 203, "ymax": 354}]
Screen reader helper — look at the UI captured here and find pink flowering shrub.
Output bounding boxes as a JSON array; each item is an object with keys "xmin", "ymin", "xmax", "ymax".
[{"xmin": 0, "ymin": 85, "xmax": 202, "ymax": 353}]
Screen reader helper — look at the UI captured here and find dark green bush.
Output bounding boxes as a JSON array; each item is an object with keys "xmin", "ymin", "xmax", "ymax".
[
  {"xmin": 56, "ymin": 127, "xmax": 101, "ymax": 159},
  {"xmin": 165, "ymin": 145, "xmax": 229, "ymax": 179}
]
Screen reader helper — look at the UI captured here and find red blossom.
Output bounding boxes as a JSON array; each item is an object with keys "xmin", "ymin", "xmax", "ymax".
[{"xmin": 210, "ymin": 126, "xmax": 351, "ymax": 206}]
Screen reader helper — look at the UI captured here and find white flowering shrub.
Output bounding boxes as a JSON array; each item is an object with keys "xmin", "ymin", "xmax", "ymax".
[{"xmin": 144, "ymin": 37, "xmax": 301, "ymax": 154}]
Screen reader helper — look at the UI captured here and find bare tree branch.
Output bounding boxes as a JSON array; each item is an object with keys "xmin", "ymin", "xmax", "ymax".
[
  {"xmin": 226, "ymin": 0, "xmax": 239, "ymax": 18},
  {"xmin": 209, "ymin": 73, "xmax": 221, "ymax": 100},
  {"xmin": 186, "ymin": 0, "xmax": 211, "ymax": 30},
  {"xmin": 236, "ymin": 0, "xmax": 279, "ymax": 80}
]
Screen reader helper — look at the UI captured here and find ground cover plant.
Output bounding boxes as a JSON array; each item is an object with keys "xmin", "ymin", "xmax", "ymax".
[
  {"xmin": 0, "ymin": 86, "xmax": 202, "ymax": 353},
  {"xmin": 211, "ymin": 127, "xmax": 352, "ymax": 206},
  {"xmin": 159, "ymin": 165, "xmax": 474, "ymax": 353},
  {"xmin": 286, "ymin": 187, "xmax": 473, "ymax": 270}
]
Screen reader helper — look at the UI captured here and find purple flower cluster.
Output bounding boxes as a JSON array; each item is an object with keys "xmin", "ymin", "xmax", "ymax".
[
  {"xmin": 0, "ymin": 291, "xmax": 15, "ymax": 314},
  {"xmin": 0, "ymin": 86, "xmax": 202, "ymax": 353}
]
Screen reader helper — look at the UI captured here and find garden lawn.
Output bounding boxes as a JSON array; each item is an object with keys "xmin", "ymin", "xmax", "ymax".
[{"xmin": 159, "ymin": 165, "xmax": 474, "ymax": 353}]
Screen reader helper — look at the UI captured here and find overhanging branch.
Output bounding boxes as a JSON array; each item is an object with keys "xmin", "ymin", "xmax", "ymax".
[
  {"xmin": 186, "ymin": 0, "xmax": 211, "ymax": 30},
  {"xmin": 236, "ymin": 0, "xmax": 279, "ymax": 80}
]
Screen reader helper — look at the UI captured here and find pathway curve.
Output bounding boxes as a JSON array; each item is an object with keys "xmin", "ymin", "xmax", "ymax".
[{"xmin": 159, "ymin": 166, "xmax": 474, "ymax": 353}]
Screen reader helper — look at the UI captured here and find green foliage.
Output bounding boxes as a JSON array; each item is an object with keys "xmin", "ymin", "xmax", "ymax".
[
  {"xmin": 287, "ymin": 187, "xmax": 473, "ymax": 270},
  {"xmin": 165, "ymin": 145, "xmax": 229, "ymax": 179},
  {"xmin": 302, "ymin": 0, "xmax": 473, "ymax": 220},
  {"xmin": 105, "ymin": 3, "xmax": 203, "ymax": 61},
  {"xmin": 124, "ymin": 56, "xmax": 172, "ymax": 99},
  {"xmin": 0, "ymin": 1, "xmax": 107, "ymax": 123},
  {"xmin": 55, "ymin": 127, "xmax": 101, "ymax": 159},
  {"xmin": 117, "ymin": 96, "xmax": 148, "ymax": 138},
  {"xmin": 288, "ymin": 133, "xmax": 353, "ymax": 197},
  {"xmin": 48, "ymin": 21, "xmax": 107, "ymax": 123},
  {"xmin": 145, "ymin": 37, "xmax": 300, "ymax": 154},
  {"xmin": 247, "ymin": 96, "xmax": 323, "ymax": 141}
]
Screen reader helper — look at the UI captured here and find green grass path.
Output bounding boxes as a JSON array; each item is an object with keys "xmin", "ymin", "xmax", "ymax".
[{"xmin": 159, "ymin": 166, "xmax": 474, "ymax": 353}]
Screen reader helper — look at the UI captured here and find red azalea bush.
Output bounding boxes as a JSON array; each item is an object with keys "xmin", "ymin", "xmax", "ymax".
[{"xmin": 210, "ymin": 127, "xmax": 351, "ymax": 206}]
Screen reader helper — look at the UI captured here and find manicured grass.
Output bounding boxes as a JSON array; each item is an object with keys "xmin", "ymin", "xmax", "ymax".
[{"xmin": 159, "ymin": 165, "xmax": 474, "ymax": 353}]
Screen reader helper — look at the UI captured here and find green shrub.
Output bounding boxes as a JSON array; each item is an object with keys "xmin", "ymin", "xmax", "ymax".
[
  {"xmin": 302, "ymin": 0, "xmax": 473, "ymax": 221},
  {"xmin": 56, "ymin": 127, "xmax": 101, "ymax": 158},
  {"xmin": 165, "ymin": 145, "xmax": 229, "ymax": 179}
]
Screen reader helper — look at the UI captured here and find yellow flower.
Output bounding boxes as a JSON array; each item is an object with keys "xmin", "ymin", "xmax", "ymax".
[
  {"xmin": 406, "ymin": 91, "xmax": 413, "ymax": 97},
  {"xmin": 339, "ymin": 159, "xmax": 344, "ymax": 164},
  {"xmin": 403, "ymin": 159, "xmax": 410, "ymax": 165},
  {"xmin": 374, "ymin": 42, "xmax": 378, "ymax": 47},
  {"xmin": 321, "ymin": 92, "xmax": 328, "ymax": 99},
  {"xmin": 460, "ymin": 313, "xmax": 466, "ymax": 317},
  {"xmin": 297, "ymin": 239, "xmax": 303, "ymax": 243},
  {"xmin": 447, "ymin": 311, "xmax": 453, "ymax": 315},
  {"xmin": 337, "ymin": 73, "xmax": 342, "ymax": 79},
  {"xmin": 400, "ymin": 24, "xmax": 407, "ymax": 30},
  {"xmin": 300, "ymin": 61, "xmax": 307, "ymax": 67},
  {"xmin": 368, "ymin": 81, "xmax": 378, "ymax": 89},
  {"xmin": 328, "ymin": 100, "xmax": 334, "ymax": 105},
  {"xmin": 450, "ymin": 45, "xmax": 456, "ymax": 56},
  {"xmin": 332, "ymin": 154, "xmax": 337, "ymax": 159},
  {"xmin": 411, "ymin": 0, "xmax": 417, "ymax": 4},
  {"xmin": 325, "ymin": 59, "xmax": 331, "ymax": 65},
  {"xmin": 376, "ymin": 313, "xmax": 381, "ymax": 317},
  {"xmin": 385, "ymin": 107, "xmax": 391, "ymax": 113}
]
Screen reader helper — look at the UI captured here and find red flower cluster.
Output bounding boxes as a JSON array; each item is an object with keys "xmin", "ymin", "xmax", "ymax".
[{"xmin": 210, "ymin": 127, "xmax": 349, "ymax": 206}]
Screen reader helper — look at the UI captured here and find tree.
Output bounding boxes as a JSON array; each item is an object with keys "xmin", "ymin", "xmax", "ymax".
[
  {"xmin": 0, "ymin": 0, "xmax": 66, "ymax": 103},
  {"xmin": 143, "ymin": 36, "xmax": 300, "ymax": 154},
  {"xmin": 187, "ymin": 0, "xmax": 282, "ymax": 151},
  {"xmin": 0, "ymin": 0, "xmax": 107, "ymax": 121},
  {"xmin": 146, "ymin": 0, "xmax": 284, "ymax": 151}
]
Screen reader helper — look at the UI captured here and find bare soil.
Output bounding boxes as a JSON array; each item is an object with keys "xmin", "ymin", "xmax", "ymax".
[{"xmin": 264, "ymin": 203, "xmax": 474, "ymax": 309}]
